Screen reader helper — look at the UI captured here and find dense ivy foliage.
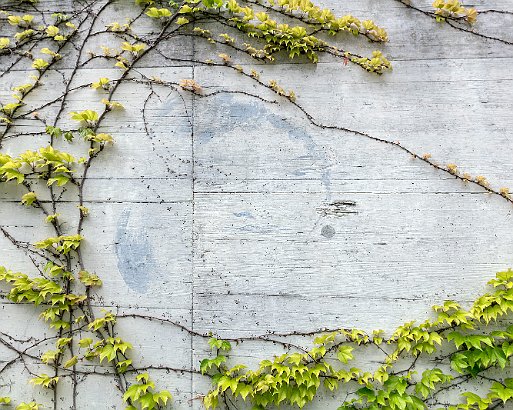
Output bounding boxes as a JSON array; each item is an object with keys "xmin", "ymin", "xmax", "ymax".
[
  {"xmin": 0, "ymin": 0, "xmax": 512, "ymax": 409},
  {"xmin": 201, "ymin": 270, "xmax": 513, "ymax": 409}
]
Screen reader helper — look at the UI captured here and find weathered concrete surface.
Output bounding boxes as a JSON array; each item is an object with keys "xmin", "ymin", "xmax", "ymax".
[{"xmin": 1, "ymin": 0, "xmax": 513, "ymax": 408}]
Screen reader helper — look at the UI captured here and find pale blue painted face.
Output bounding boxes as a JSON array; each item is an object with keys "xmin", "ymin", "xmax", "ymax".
[
  {"xmin": 115, "ymin": 208, "xmax": 156, "ymax": 293},
  {"xmin": 195, "ymin": 93, "xmax": 332, "ymax": 196}
]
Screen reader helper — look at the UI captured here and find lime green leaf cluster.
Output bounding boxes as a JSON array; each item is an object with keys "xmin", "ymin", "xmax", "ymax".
[
  {"xmin": 21, "ymin": 191, "xmax": 37, "ymax": 206},
  {"xmin": 0, "ymin": 266, "xmax": 63, "ymax": 305},
  {"xmin": 201, "ymin": 337, "xmax": 232, "ymax": 374},
  {"xmin": 81, "ymin": 127, "xmax": 115, "ymax": 143},
  {"xmin": 35, "ymin": 234, "xmax": 84, "ymax": 254},
  {"xmin": 415, "ymin": 368, "xmax": 453, "ymax": 399},
  {"xmin": 433, "ymin": 0, "xmax": 477, "ymax": 24},
  {"xmin": 78, "ymin": 205, "xmax": 89, "ymax": 216},
  {"xmin": 0, "ymin": 146, "xmax": 76, "ymax": 186},
  {"xmin": 432, "ymin": 300, "xmax": 472, "ymax": 327},
  {"xmin": 448, "ymin": 328, "xmax": 513, "ymax": 375},
  {"xmin": 204, "ymin": 355, "xmax": 338, "ymax": 408},
  {"xmin": 101, "ymin": 98, "xmax": 124, "ymax": 111},
  {"xmin": 0, "ymin": 38, "xmax": 10, "ymax": 49},
  {"xmin": 146, "ymin": 7, "xmax": 172, "ymax": 19},
  {"xmin": 471, "ymin": 269, "xmax": 513, "ymax": 323},
  {"xmin": 1, "ymin": 102, "xmax": 22, "ymax": 116},
  {"xmin": 14, "ymin": 29, "xmax": 35, "ymax": 42},
  {"xmin": 45, "ymin": 213, "xmax": 60, "ymax": 223},
  {"xmin": 265, "ymin": 0, "xmax": 387, "ymax": 41},
  {"xmin": 341, "ymin": 376, "xmax": 425, "ymax": 410},
  {"xmin": 70, "ymin": 109, "xmax": 99, "ymax": 125},
  {"xmin": 91, "ymin": 77, "xmax": 110, "ymax": 90},
  {"xmin": 16, "ymin": 403, "xmax": 40, "ymax": 410},
  {"xmin": 41, "ymin": 349, "xmax": 60, "ymax": 364},
  {"xmin": 123, "ymin": 373, "xmax": 172, "ymax": 410},
  {"xmin": 39, "ymin": 292, "xmax": 87, "ymax": 329},
  {"xmin": 45, "ymin": 25, "xmax": 59, "ymax": 37},
  {"xmin": 226, "ymin": 0, "xmax": 387, "ymax": 41},
  {"xmin": 141, "ymin": 0, "xmax": 391, "ymax": 71},
  {"xmin": 32, "ymin": 58, "xmax": 49, "ymax": 71},
  {"xmin": 44, "ymin": 262, "xmax": 73, "ymax": 279},
  {"xmin": 7, "ymin": 14, "xmax": 34, "ymax": 27},
  {"xmin": 45, "ymin": 125, "xmax": 72, "ymax": 141},
  {"xmin": 203, "ymin": 335, "xmax": 359, "ymax": 408},
  {"xmin": 83, "ymin": 336, "xmax": 132, "ymax": 368},
  {"xmin": 201, "ymin": 270, "xmax": 513, "ymax": 409},
  {"xmin": 87, "ymin": 311, "xmax": 116, "ymax": 331},
  {"xmin": 78, "ymin": 270, "xmax": 103, "ymax": 287},
  {"xmin": 41, "ymin": 47, "xmax": 62, "ymax": 59},
  {"xmin": 209, "ymin": 337, "xmax": 232, "ymax": 351},
  {"xmin": 350, "ymin": 51, "xmax": 392, "ymax": 74},
  {"xmin": 29, "ymin": 374, "xmax": 59, "ymax": 388},
  {"xmin": 106, "ymin": 21, "xmax": 131, "ymax": 32},
  {"xmin": 121, "ymin": 41, "xmax": 145, "ymax": 55}
]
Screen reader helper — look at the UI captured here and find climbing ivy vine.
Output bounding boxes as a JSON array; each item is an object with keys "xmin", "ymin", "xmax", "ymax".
[{"xmin": 0, "ymin": 0, "xmax": 512, "ymax": 409}]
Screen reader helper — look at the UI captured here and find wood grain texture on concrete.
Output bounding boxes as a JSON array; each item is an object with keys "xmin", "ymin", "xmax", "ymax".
[{"xmin": 1, "ymin": 0, "xmax": 513, "ymax": 408}]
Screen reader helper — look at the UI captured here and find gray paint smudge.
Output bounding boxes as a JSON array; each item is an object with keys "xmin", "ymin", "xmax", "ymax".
[
  {"xmin": 115, "ymin": 209, "xmax": 156, "ymax": 293},
  {"xmin": 233, "ymin": 211, "xmax": 254, "ymax": 219}
]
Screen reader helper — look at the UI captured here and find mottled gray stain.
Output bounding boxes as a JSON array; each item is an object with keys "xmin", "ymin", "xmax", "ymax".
[{"xmin": 115, "ymin": 209, "xmax": 155, "ymax": 293}]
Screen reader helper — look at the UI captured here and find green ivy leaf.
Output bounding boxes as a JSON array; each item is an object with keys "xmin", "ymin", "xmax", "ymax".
[
  {"xmin": 21, "ymin": 191, "xmax": 37, "ymax": 206},
  {"xmin": 337, "ymin": 345, "xmax": 354, "ymax": 364},
  {"xmin": 16, "ymin": 403, "xmax": 40, "ymax": 410},
  {"xmin": 64, "ymin": 356, "xmax": 78, "ymax": 368}
]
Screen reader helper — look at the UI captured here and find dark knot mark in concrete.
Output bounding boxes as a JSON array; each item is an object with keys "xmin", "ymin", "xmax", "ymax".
[{"xmin": 317, "ymin": 200, "xmax": 357, "ymax": 217}]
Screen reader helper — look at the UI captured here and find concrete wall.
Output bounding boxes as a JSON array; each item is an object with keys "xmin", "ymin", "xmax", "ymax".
[{"xmin": 1, "ymin": 0, "xmax": 513, "ymax": 408}]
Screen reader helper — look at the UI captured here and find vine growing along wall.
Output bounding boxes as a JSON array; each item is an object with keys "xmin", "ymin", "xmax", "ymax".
[{"xmin": 0, "ymin": 0, "xmax": 513, "ymax": 409}]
